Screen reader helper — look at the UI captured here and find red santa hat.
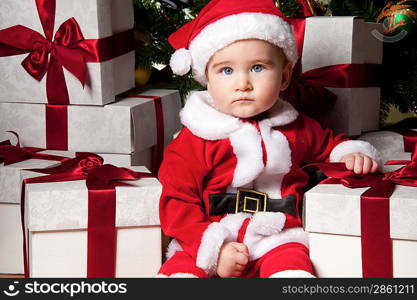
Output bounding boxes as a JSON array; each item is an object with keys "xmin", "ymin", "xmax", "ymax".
[{"xmin": 168, "ymin": 0, "xmax": 298, "ymax": 86}]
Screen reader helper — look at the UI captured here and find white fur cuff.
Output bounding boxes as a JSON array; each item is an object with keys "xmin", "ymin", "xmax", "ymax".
[
  {"xmin": 196, "ymin": 222, "xmax": 233, "ymax": 276},
  {"xmin": 329, "ymin": 140, "xmax": 383, "ymax": 167}
]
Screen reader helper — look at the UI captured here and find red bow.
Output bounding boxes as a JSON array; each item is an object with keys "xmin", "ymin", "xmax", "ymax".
[
  {"xmin": 0, "ymin": 0, "xmax": 89, "ymax": 104},
  {"xmin": 0, "ymin": 131, "xmax": 69, "ymax": 165},
  {"xmin": 0, "ymin": 0, "xmax": 133, "ymax": 105},
  {"xmin": 308, "ymin": 149, "xmax": 417, "ymax": 277},
  {"xmin": 21, "ymin": 152, "xmax": 153, "ymax": 277}
]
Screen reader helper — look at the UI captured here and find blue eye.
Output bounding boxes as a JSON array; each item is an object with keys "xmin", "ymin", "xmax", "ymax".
[
  {"xmin": 221, "ymin": 67, "xmax": 233, "ymax": 75},
  {"xmin": 251, "ymin": 64, "xmax": 264, "ymax": 72}
]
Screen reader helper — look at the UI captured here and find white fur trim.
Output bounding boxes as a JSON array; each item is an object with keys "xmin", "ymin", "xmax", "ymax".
[
  {"xmin": 155, "ymin": 274, "xmax": 169, "ymax": 278},
  {"xmin": 180, "ymin": 92, "xmax": 299, "ymax": 188},
  {"xmin": 248, "ymin": 212, "xmax": 286, "ymax": 235},
  {"xmin": 166, "ymin": 273, "xmax": 199, "ymax": 278},
  {"xmin": 180, "ymin": 91, "xmax": 241, "ymax": 140},
  {"xmin": 253, "ymin": 116, "xmax": 293, "ymax": 198},
  {"xmin": 166, "ymin": 238, "xmax": 183, "ymax": 260},
  {"xmin": 244, "ymin": 227, "xmax": 309, "ymax": 261},
  {"xmin": 196, "ymin": 222, "xmax": 232, "ymax": 276},
  {"xmin": 266, "ymin": 100, "xmax": 299, "ymax": 127},
  {"xmin": 180, "ymin": 91, "xmax": 298, "ymax": 140},
  {"xmin": 170, "ymin": 48, "xmax": 192, "ymax": 75},
  {"xmin": 188, "ymin": 13, "xmax": 298, "ymax": 85},
  {"xmin": 230, "ymin": 123, "xmax": 264, "ymax": 187},
  {"xmin": 269, "ymin": 270, "xmax": 315, "ymax": 278},
  {"xmin": 329, "ymin": 140, "xmax": 383, "ymax": 167},
  {"xmin": 219, "ymin": 213, "xmax": 251, "ymax": 241}
]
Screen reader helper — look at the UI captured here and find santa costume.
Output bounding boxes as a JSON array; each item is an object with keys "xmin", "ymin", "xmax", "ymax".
[{"xmin": 157, "ymin": 0, "xmax": 381, "ymax": 278}]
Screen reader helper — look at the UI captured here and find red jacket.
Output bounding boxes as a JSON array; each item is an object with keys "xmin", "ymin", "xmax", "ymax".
[{"xmin": 158, "ymin": 91, "xmax": 380, "ymax": 275}]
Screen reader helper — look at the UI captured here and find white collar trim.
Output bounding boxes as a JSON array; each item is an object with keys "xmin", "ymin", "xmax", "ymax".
[{"xmin": 180, "ymin": 90, "xmax": 299, "ymax": 140}]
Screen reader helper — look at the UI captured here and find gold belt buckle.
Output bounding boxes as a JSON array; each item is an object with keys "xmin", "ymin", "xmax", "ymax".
[{"xmin": 235, "ymin": 188, "xmax": 268, "ymax": 213}]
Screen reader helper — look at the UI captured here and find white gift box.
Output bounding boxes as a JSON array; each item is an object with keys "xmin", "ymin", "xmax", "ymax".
[
  {"xmin": 301, "ymin": 17, "xmax": 383, "ymax": 136},
  {"xmin": 0, "ymin": 89, "xmax": 183, "ymax": 153},
  {"xmin": 0, "ymin": 150, "xmax": 67, "ymax": 274},
  {"xmin": 0, "ymin": 0, "xmax": 135, "ymax": 106},
  {"xmin": 359, "ymin": 130, "xmax": 417, "ymax": 162},
  {"xmin": 0, "ymin": 150, "xmax": 157, "ymax": 274},
  {"xmin": 22, "ymin": 166, "xmax": 161, "ymax": 277},
  {"xmin": 304, "ymin": 159, "xmax": 417, "ymax": 277}
]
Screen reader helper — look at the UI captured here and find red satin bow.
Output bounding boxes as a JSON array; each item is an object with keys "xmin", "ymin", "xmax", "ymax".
[
  {"xmin": 0, "ymin": 0, "xmax": 133, "ymax": 105},
  {"xmin": 309, "ymin": 153, "xmax": 417, "ymax": 277},
  {"xmin": 0, "ymin": 131, "xmax": 69, "ymax": 165},
  {"xmin": 21, "ymin": 152, "xmax": 153, "ymax": 278},
  {"xmin": 0, "ymin": 0, "xmax": 89, "ymax": 104}
]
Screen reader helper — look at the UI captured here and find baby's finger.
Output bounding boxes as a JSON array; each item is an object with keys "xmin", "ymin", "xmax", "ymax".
[
  {"xmin": 371, "ymin": 159, "xmax": 379, "ymax": 173},
  {"xmin": 235, "ymin": 263, "xmax": 246, "ymax": 272},
  {"xmin": 233, "ymin": 243, "xmax": 249, "ymax": 256},
  {"xmin": 235, "ymin": 252, "xmax": 249, "ymax": 265},
  {"xmin": 343, "ymin": 155, "xmax": 355, "ymax": 170},
  {"xmin": 353, "ymin": 154, "xmax": 364, "ymax": 174},
  {"xmin": 362, "ymin": 156, "xmax": 372, "ymax": 175}
]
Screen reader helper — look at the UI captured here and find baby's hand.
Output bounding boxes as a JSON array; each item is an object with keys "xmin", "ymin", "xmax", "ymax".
[
  {"xmin": 216, "ymin": 242, "xmax": 249, "ymax": 278},
  {"xmin": 341, "ymin": 152, "xmax": 378, "ymax": 175}
]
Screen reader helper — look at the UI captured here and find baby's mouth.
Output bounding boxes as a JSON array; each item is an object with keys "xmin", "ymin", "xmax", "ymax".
[{"xmin": 233, "ymin": 98, "xmax": 254, "ymax": 103}]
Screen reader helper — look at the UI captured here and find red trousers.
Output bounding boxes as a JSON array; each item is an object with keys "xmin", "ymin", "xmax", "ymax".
[{"xmin": 158, "ymin": 242, "xmax": 314, "ymax": 278}]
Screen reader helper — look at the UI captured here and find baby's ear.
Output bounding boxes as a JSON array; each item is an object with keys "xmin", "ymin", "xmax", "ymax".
[{"xmin": 280, "ymin": 61, "xmax": 293, "ymax": 92}]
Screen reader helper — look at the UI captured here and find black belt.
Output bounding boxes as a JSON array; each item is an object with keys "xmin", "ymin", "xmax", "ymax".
[{"xmin": 209, "ymin": 188, "xmax": 297, "ymax": 217}]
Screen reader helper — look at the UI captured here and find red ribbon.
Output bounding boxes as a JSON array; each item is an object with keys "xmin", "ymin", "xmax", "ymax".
[
  {"xmin": 308, "ymin": 154, "xmax": 417, "ymax": 277},
  {"xmin": 281, "ymin": 17, "xmax": 381, "ymax": 120},
  {"xmin": 127, "ymin": 94, "xmax": 165, "ymax": 176},
  {"xmin": 45, "ymin": 105, "xmax": 68, "ymax": 150},
  {"xmin": 0, "ymin": 0, "xmax": 133, "ymax": 105},
  {"xmin": 20, "ymin": 152, "xmax": 153, "ymax": 277},
  {"xmin": 0, "ymin": 131, "xmax": 69, "ymax": 165}
]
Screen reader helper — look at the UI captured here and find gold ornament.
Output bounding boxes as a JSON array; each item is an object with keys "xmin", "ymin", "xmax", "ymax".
[
  {"xmin": 135, "ymin": 66, "xmax": 152, "ymax": 87},
  {"xmin": 376, "ymin": 0, "xmax": 417, "ymax": 35}
]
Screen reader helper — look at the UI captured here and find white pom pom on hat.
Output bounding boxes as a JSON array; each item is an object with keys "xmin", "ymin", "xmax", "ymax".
[
  {"xmin": 168, "ymin": 0, "xmax": 298, "ymax": 86},
  {"xmin": 169, "ymin": 48, "xmax": 192, "ymax": 76}
]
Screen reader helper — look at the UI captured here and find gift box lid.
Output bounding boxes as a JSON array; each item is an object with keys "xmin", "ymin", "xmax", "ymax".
[
  {"xmin": 0, "ymin": 150, "xmax": 73, "ymax": 204},
  {"xmin": 304, "ymin": 155, "xmax": 417, "ymax": 241},
  {"xmin": 120, "ymin": 88, "xmax": 183, "ymax": 150},
  {"xmin": 24, "ymin": 166, "xmax": 161, "ymax": 232},
  {"xmin": 0, "ymin": 89, "xmax": 182, "ymax": 153},
  {"xmin": 302, "ymin": 17, "xmax": 382, "ymax": 72},
  {"xmin": 359, "ymin": 130, "xmax": 417, "ymax": 162}
]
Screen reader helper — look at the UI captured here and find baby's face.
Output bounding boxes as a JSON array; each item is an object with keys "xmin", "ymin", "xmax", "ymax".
[{"xmin": 206, "ymin": 39, "xmax": 292, "ymax": 119}]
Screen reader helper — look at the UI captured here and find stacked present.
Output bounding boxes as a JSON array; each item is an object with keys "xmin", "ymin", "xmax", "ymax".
[
  {"xmin": 282, "ymin": 15, "xmax": 383, "ymax": 136},
  {"xmin": 304, "ymin": 118, "xmax": 417, "ymax": 277},
  {"xmin": 0, "ymin": 0, "xmax": 182, "ymax": 277}
]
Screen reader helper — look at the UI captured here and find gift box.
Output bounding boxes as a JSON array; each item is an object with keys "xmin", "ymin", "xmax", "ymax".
[
  {"xmin": 0, "ymin": 89, "xmax": 183, "ymax": 154},
  {"xmin": 0, "ymin": 148, "xmax": 158, "ymax": 275},
  {"xmin": 0, "ymin": 0, "xmax": 135, "ymax": 106},
  {"xmin": 21, "ymin": 160, "xmax": 162, "ymax": 278},
  {"xmin": 359, "ymin": 129, "xmax": 417, "ymax": 161},
  {"xmin": 303, "ymin": 156, "xmax": 417, "ymax": 278},
  {"xmin": 298, "ymin": 17, "xmax": 383, "ymax": 136}
]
